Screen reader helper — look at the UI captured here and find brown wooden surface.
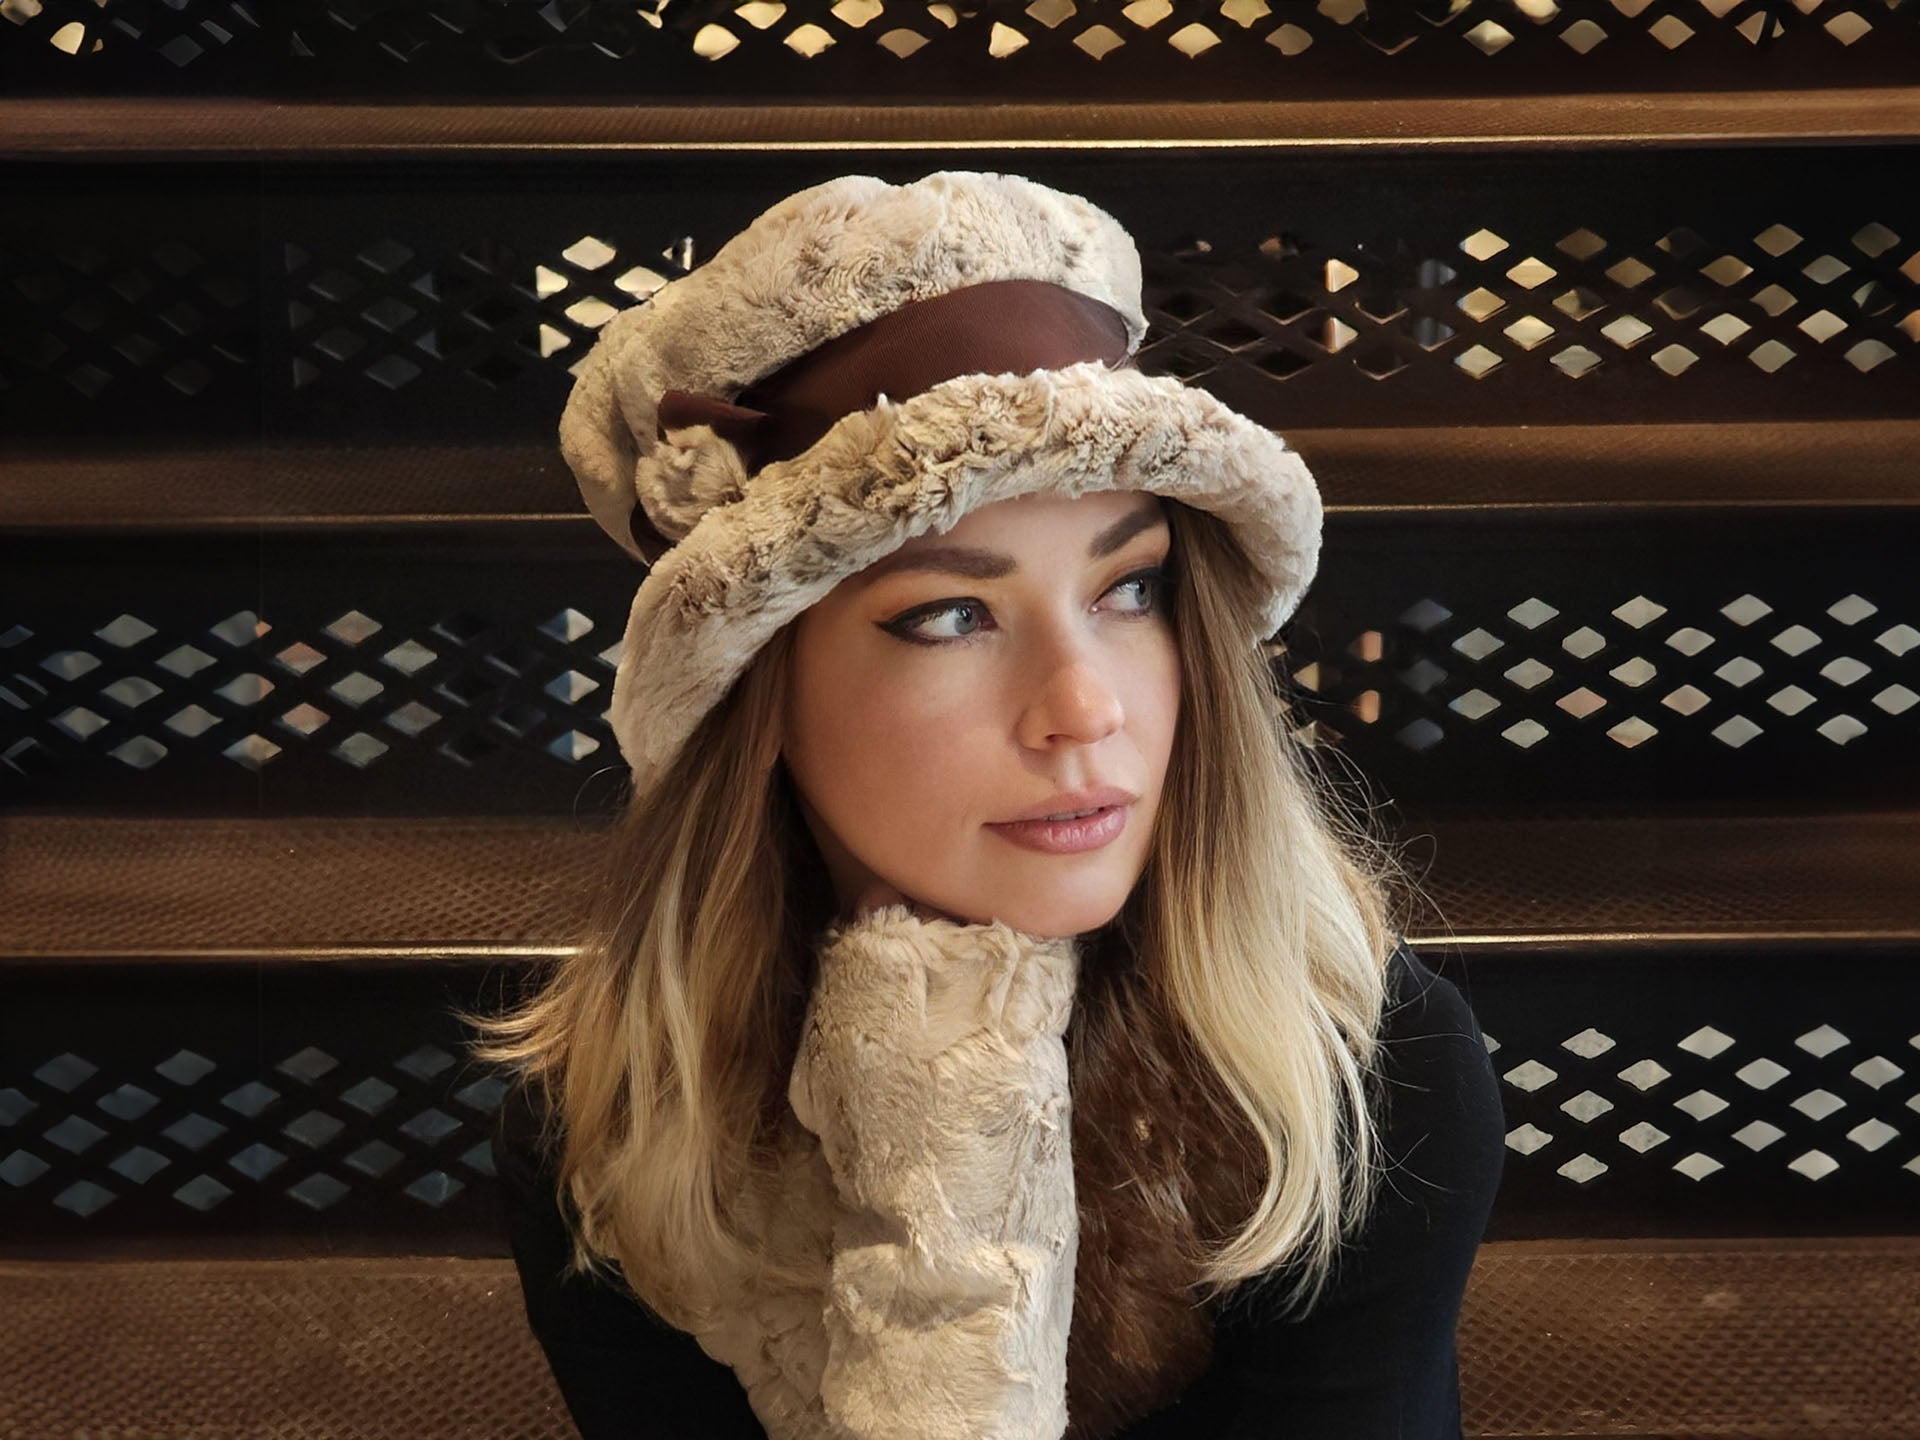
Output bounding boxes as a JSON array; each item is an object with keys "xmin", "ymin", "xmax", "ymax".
[
  {"xmin": 3, "ymin": 92, "xmax": 1920, "ymax": 160},
  {"xmin": 2, "ymin": 1239, "xmax": 1915, "ymax": 1438}
]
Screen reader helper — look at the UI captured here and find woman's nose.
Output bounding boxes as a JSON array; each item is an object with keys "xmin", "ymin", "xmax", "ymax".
[{"xmin": 1016, "ymin": 653, "xmax": 1127, "ymax": 749}]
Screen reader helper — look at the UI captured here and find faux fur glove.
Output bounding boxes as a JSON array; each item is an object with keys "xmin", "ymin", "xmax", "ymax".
[{"xmin": 787, "ymin": 903, "xmax": 1083, "ymax": 1440}]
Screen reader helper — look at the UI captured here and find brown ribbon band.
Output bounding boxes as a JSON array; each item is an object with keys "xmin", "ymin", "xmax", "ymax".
[{"xmin": 636, "ymin": 277, "xmax": 1135, "ymax": 561}]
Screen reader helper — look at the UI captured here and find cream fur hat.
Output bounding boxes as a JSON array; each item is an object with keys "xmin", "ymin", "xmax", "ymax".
[{"xmin": 557, "ymin": 169, "xmax": 1324, "ymax": 794}]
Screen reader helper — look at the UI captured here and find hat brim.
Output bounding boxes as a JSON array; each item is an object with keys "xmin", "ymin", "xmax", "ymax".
[{"xmin": 606, "ymin": 359, "xmax": 1323, "ymax": 789}]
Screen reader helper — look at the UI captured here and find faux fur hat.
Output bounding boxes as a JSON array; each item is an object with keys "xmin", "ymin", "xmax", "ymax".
[{"xmin": 557, "ymin": 169, "xmax": 1324, "ymax": 792}]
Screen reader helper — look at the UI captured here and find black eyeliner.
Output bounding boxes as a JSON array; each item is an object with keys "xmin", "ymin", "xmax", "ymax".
[{"xmin": 878, "ymin": 563, "xmax": 1172, "ymax": 646}]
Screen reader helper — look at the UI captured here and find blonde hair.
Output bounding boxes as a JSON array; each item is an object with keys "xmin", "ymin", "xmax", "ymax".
[{"xmin": 469, "ymin": 497, "xmax": 1425, "ymax": 1333}]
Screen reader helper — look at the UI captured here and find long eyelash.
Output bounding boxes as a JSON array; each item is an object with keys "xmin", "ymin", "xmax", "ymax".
[{"xmin": 883, "ymin": 564, "xmax": 1173, "ymax": 647}]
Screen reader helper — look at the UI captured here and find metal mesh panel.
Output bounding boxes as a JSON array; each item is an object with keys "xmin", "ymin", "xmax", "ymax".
[
  {"xmin": 1280, "ymin": 509, "xmax": 1920, "ymax": 811},
  {"xmin": 0, "ymin": 525, "xmax": 640, "ymax": 814},
  {"xmin": 1, "ymin": 150, "xmax": 1914, "ymax": 443},
  {"xmin": 0, "ymin": 960, "xmax": 537, "ymax": 1251},
  {"xmin": 2, "ymin": 0, "xmax": 1918, "ymax": 97},
  {"xmin": 1449, "ymin": 943, "xmax": 1920, "ymax": 1238},
  {"xmin": 4, "ymin": 943, "xmax": 1915, "ymax": 1244},
  {"xmin": 5, "ymin": 510, "xmax": 1914, "ymax": 813}
]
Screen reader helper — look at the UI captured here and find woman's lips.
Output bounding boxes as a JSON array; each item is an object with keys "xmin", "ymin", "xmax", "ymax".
[{"xmin": 986, "ymin": 804, "xmax": 1129, "ymax": 854}]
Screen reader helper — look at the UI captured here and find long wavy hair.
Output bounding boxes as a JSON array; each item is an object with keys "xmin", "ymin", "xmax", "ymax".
[{"xmin": 468, "ymin": 496, "xmax": 1424, "ymax": 1337}]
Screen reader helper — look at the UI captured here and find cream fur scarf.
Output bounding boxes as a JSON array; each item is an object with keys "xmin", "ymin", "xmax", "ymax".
[
  {"xmin": 690, "ymin": 903, "xmax": 1080, "ymax": 1440},
  {"xmin": 685, "ymin": 903, "xmax": 1240, "ymax": 1440}
]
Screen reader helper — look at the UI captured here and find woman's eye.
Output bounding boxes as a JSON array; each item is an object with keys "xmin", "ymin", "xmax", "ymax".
[{"xmin": 883, "ymin": 566, "xmax": 1170, "ymax": 646}]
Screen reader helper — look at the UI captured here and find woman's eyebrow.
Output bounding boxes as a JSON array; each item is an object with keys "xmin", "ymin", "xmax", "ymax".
[{"xmin": 860, "ymin": 502, "xmax": 1168, "ymax": 583}]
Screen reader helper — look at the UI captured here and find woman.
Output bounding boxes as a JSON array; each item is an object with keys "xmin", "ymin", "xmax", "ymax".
[{"xmin": 474, "ymin": 170, "xmax": 1507, "ymax": 1440}]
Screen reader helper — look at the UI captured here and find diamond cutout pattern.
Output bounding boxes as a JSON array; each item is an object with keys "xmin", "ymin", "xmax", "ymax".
[
  {"xmin": 1482, "ymin": 1004, "xmax": 1916, "ymax": 1193},
  {"xmin": 9, "ymin": 1040, "xmax": 518, "ymax": 1225},
  {"xmin": 13, "ymin": 600, "xmax": 631, "ymax": 783}
]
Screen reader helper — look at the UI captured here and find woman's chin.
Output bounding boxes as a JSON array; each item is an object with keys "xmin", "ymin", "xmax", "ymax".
[{"xmin": 945, "ymin": 894, "xmax": 1127, "ymax": 942}]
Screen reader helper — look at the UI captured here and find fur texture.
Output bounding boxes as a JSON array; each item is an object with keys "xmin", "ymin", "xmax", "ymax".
[
  {"xmin": 690, "ymin": 904, "xmax": 1079, "ymax": 1439},
  {"xmin": 686, "ymin": 907, "xmax": 1267, "ymax": 1440},
  {"xmin": 560, "ymin": 171, "xmax": 1147, "ymax": 563},
  {"xmin": 606, "ymin": 358, "xmax": 1320, "ymax": 792},
  {"xmin": 554, "ymin": 172, "xmax": 1324, "ymax": 792}
]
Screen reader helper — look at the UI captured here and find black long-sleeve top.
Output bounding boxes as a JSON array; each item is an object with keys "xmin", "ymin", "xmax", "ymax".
[{"xmin": 492, "ymin": 937, "xmax": 1507, "ymax": 1439}]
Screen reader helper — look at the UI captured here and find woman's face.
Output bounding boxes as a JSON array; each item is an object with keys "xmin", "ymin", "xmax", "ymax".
[{"xmin": 782, "ymin": 489, "xmax": 1181, "ymax": 939}]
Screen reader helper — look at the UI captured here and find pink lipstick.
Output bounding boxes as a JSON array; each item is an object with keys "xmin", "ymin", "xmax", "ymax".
[{"xmin": 986, "ymin": 803, "xmax": 1129, "ymax": 854}]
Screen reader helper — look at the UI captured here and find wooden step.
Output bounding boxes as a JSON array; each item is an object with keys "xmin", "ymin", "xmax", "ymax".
[
  {"xmin": 0, "ymin": 1255, "xmax": 576, "ymax": 1440},
  {"xmin": 1458, "ymin": 1235, "xmax": 1919, "ymax": 1438},
  {"xmin": 1389, "ymin": 807, "xmax": 1920, "ymax": 953},
  {"xmin": 1, "ymin": 1238, "xmax": 1912, "ymax": 1438},
  {"xmin": 3, "ymin": 91, "xmax": 1920, "ymax": 160},
  {"xmin": 0, "ymin": 813, "xmax": 604, "ymax": 962},
  {"xmin": 4, "ymin": 808, "xmax": 1916, "ymax": 961},
  {"xmin": 0, "ymin": 444, "xmax": 576, "ymax": 533},
  {"xmin": 4, "ymin": 420, "xmax": 1917, "ymax": 533}
]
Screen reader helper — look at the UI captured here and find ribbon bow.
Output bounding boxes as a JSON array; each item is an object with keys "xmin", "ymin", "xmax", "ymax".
[{"xmin": 656, "ymin": 389, "xmax": 773, "ymax": 462}]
